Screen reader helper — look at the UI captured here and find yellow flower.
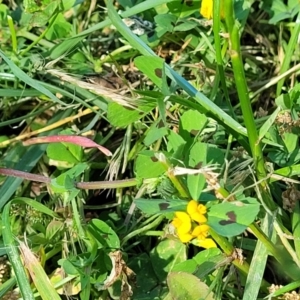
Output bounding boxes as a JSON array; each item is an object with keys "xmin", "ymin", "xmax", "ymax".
[
  {"xmin": 200, "ymin": 0, "xmax": 225, "ymax": 20},
  {"xmin": 192, "ymin": 224, "xmax": 210, "ymax": 240},
  {"xmin": 187, "ymin": 200, "xmax": 207, "ymax": 223},
  {"xmin": 196, "ymin": 238, "xmax": 217, "ymax": 249},
  {"xmin": 172, "ymin": 212, "xmax": 193, "ymax": 243}
]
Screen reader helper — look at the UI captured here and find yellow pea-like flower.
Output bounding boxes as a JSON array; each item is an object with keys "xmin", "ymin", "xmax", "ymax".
[
  {"xmin": 200, "ymin": 0, "xmax": 225, "ymax": 20},
  {"xmin": 187, "ymin": 200, "xmax": 207, "ymax": 223}
]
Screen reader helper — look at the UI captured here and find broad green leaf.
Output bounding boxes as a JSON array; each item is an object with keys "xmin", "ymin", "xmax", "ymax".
[
  {"xmin": 45, "ymin": 13, "xmax": 72, "ymax": 40},
  {"xmin": 144, "ymin": 123, "xmax": 168, "ymax": 146},
  {"xmin": 283, "ymin": 132, "xmax": 298, "ymax": 153},
  {"xmin": 207, "ymin": 198, "xmax": 260, "ymax": 237},
  {"xmin": 88, "ymin": 219, "xmax": 120, "ymax": 249},
  {"xmin": 134, "ymin": 56, "xmax": 165, "ymax": 88},
  {"xmin": 47, "ymin": 142, "xmax": 83, "ymax": 164},
  {"xmin": 275, "ymin": 94, "xmax": 292, "ymax": 109},
  {"xmin": 135, "ymin": 198, "xmax": 186, "ymax": 215},
  {"xmin": 179, "ymin": 110, "xmax": 208, "ymax": 142},
  {"xmin": 172, "ymin": 248, "xmax": 224, "ymax": 277},
  {"xmin": 50, "ymin": 163, "xmax": 88, "ymax": 193},
  {"xmin": 167, "ymin": 272, "xmax": 214, "ymax": 300},
  {"xmin": 45, "ymin": 220, "xmax": 64, "ymax": 241},
  {"xmin": 135, "ymin": 150, "xmax": 166, "ymax": 179},
  {"xmin": 107, "ymin": 102, "xmax": 155, "ymax": 127},
  {"xmin": 150, "ymin": 239, "xmax": 186, "ymax": 282},
  {"xmin": 167, "ymin": 1, "xmax": 200, "ymax": 18}
]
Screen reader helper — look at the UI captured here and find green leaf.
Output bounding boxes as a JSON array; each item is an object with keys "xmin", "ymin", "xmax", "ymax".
[
  {"xmin": 47, "ymin": 142, "xmax": 83, "ymax": 164},
  {"xmin": 45, "ymin": 13, "xmax": 72, "ymax": 39},
  {"xmin": 134, "ymin": 56, "xmax": 165, "ymax": 88},
  {"xmin": 167, "ymin": 1, "xmax": 200, "ymax": 18},
  {"xmin": 135, "ymin": 150, "xmax": 166, "ymax": 179},
  {"xmin": 135, "ymin": 198, "xmax": 186, "ymax": 215},
  {"xmin": 208, "ymin": 198, "xmax": 260, "ymax": 237},
  {"xmin": 50, "ymin": 163, "xmax": 88, "ymax": 193},
  {"xmin": 88, "ymin": 219, "xmax": 120, "ymax": 249},
  {"xmin": 150, "ymin": 239, "xmax": 186, "ymax": 282},
  {"xmin": 45, "ymin": 220, "xmax": 64, "ymax": 241},
  {"xmin": 107, "ymin": 102, "xmax": 155, "ymax": 127},
  {"xmin": 167, "ymin": 272, "xmax": 214, "ymax": 300},
  {"xmin": 179, "ymin": 110, "xmax": 208, "ymax": 142},
  {"xmin": 172, "ymin": 248, "xmax": 223, "ymax": 277},
  {"xmin": 144, "ymin": 123, "xmax": 168, "ymax": 146},
  {"xmin": 283, "ymin": 132, "xmax": 298, "ymax": 153}
]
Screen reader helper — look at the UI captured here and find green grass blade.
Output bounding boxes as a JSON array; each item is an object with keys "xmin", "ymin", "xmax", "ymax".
[
  {"xmin": 0, "ymin": 50, "xmax": 66, "ymax": 106},
  {"xmin": 0, "ymin": 277, "xmax": 17, "ymax": 298},
  {"xmin": 2, "ymin": 202, "xmax": 35, "ymax": 300},
  {"xmin": 242, "ymin": 215, "xmax": 271, "ymax": 300},
  {"xmin": 276, "ymin": 12, "xmax": 300, "ymax": 96}
]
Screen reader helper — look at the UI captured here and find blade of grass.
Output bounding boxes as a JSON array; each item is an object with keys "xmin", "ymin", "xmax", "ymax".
[
  {"xmin": 19, "ymin": 241, "xmax": 61, "ymax": 300},
  {"xmin": 0, "ymin": 277, "xmax": 16, "ymax": 298},
  {"xmin": 242, "ymin": 214, "xmax": 272, "ymax": 300},
  {"xmin": 276, "ymin": 12, "xmax": 300, "ymax": 96},
  {"xmin": 2, "ymin": 202, "xmax": 35, "ymax": 300},
  {"xmin": 0, "ymin": 50, "xmax": 66, "ymax": 106}
]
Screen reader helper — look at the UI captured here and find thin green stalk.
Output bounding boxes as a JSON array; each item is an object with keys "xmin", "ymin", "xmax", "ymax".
[
  {"xmin": 213, "ymin": 0, "xmax": 235, "ymax": 119},
  {"xmin": 224, "ymin": 0, "xmax": 276, "ymax": 213},
  {"xmin": 76, "ymin": 178, "xmax": 138, "ymax": 189},
  {"xmin": 121, "ymin": 215, "xmax": 165, "ymax": 246},
  {"xmin": 276, "ymin": 12, "xmax": 300, "ymax": 96},
  {"xmin": 2, "ymin": 202, "xmax": 35, "ymax": 300},
  {"xmin": 7, "ymin": 16, "xmax": 17, "ymax": 53},
  {"xmin": 224, "ymin": 0, "xmax": 264, "ymax": 176}
]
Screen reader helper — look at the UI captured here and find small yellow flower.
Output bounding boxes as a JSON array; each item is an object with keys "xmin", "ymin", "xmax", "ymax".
[
  {"xmin": 192, "ymin": 224, "xmax": 210, "ymax": 240},
  {"xmin": 178, "ymin": 232, "xmax": 194, "ymax": 243},
  {"xmin": 172, "ymin": 212, "xmax": 193, "ymax": 243},
  {"xmin": 172, "ymin": 212, "xmax": 191, "ymax": 234},
  {"xmin": 200, "ymin": 0, "xmax": 225, "ymax": 20},
  {"xmin": 196, "ymin": 238, "xmax": 217, "ymax": 249},
  {"xmin": 187, "ymin": 200, "xmax": 207, "ymax": 223}
]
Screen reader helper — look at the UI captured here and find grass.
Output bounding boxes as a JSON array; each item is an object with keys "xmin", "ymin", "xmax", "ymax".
[{"xmin": 1, "ymin": 0, "xmax": 300, "ymax": 299}]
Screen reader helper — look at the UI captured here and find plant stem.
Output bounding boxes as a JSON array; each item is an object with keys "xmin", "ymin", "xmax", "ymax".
[{"xmin": 224, "ymin": 0, "xmax": 275, "ymax": 210}]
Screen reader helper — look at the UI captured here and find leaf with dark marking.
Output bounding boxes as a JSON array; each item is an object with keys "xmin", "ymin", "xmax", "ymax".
[
  {"xmin": 135, "ymin": 198, "xmax": 186, "ymax": 215},
  {"xmin": 207, "ymin": 198, "xmax": 260, "ymax": 237}
]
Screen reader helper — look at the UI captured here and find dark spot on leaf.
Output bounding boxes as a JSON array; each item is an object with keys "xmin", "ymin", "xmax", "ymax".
[
  {"xmin": 159, "ymin": 203, "xmax": 170, "ymax": 210},
  {"xmin": 139, "ymin": 111, "xmax": 144, "ymax": 115},
  {"xmin": 147, "ymin": 31, "xmax": 155, "ymax": 38},
  {"xmin": 190, "ymin": 129, "xmax": 199, "ymax": 136},
  {"xmin": 195, "ymin": 162, "xmax": 203, "ymax": 169},
  {"xmin": 185, "ymin": 0, "xmax": 193, "ymax": 7},
  {"xmin": 219, "ymin": 211, "xmax": 237, "ymax": 225},
  {"xmin": 150, "ymin": 156, "xmax": 158, "ymax": 162},
  {"xmin": 171, "ymin": 22, "xmax": 176, "ymax": 27},
  {"xmin": 102, "ymin": 233, "xmax": 109, "ymax": 239},
  {"xmin": 124, "ymin": 106, "xmax": 135, "ymax": 111},
  {"xmin": 157, "ymin": 120, "xmax": 164, "ymax": 128},
  {"xmin": 155, "ymin": 68, "xmax": 162, "ymax": 78}
]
